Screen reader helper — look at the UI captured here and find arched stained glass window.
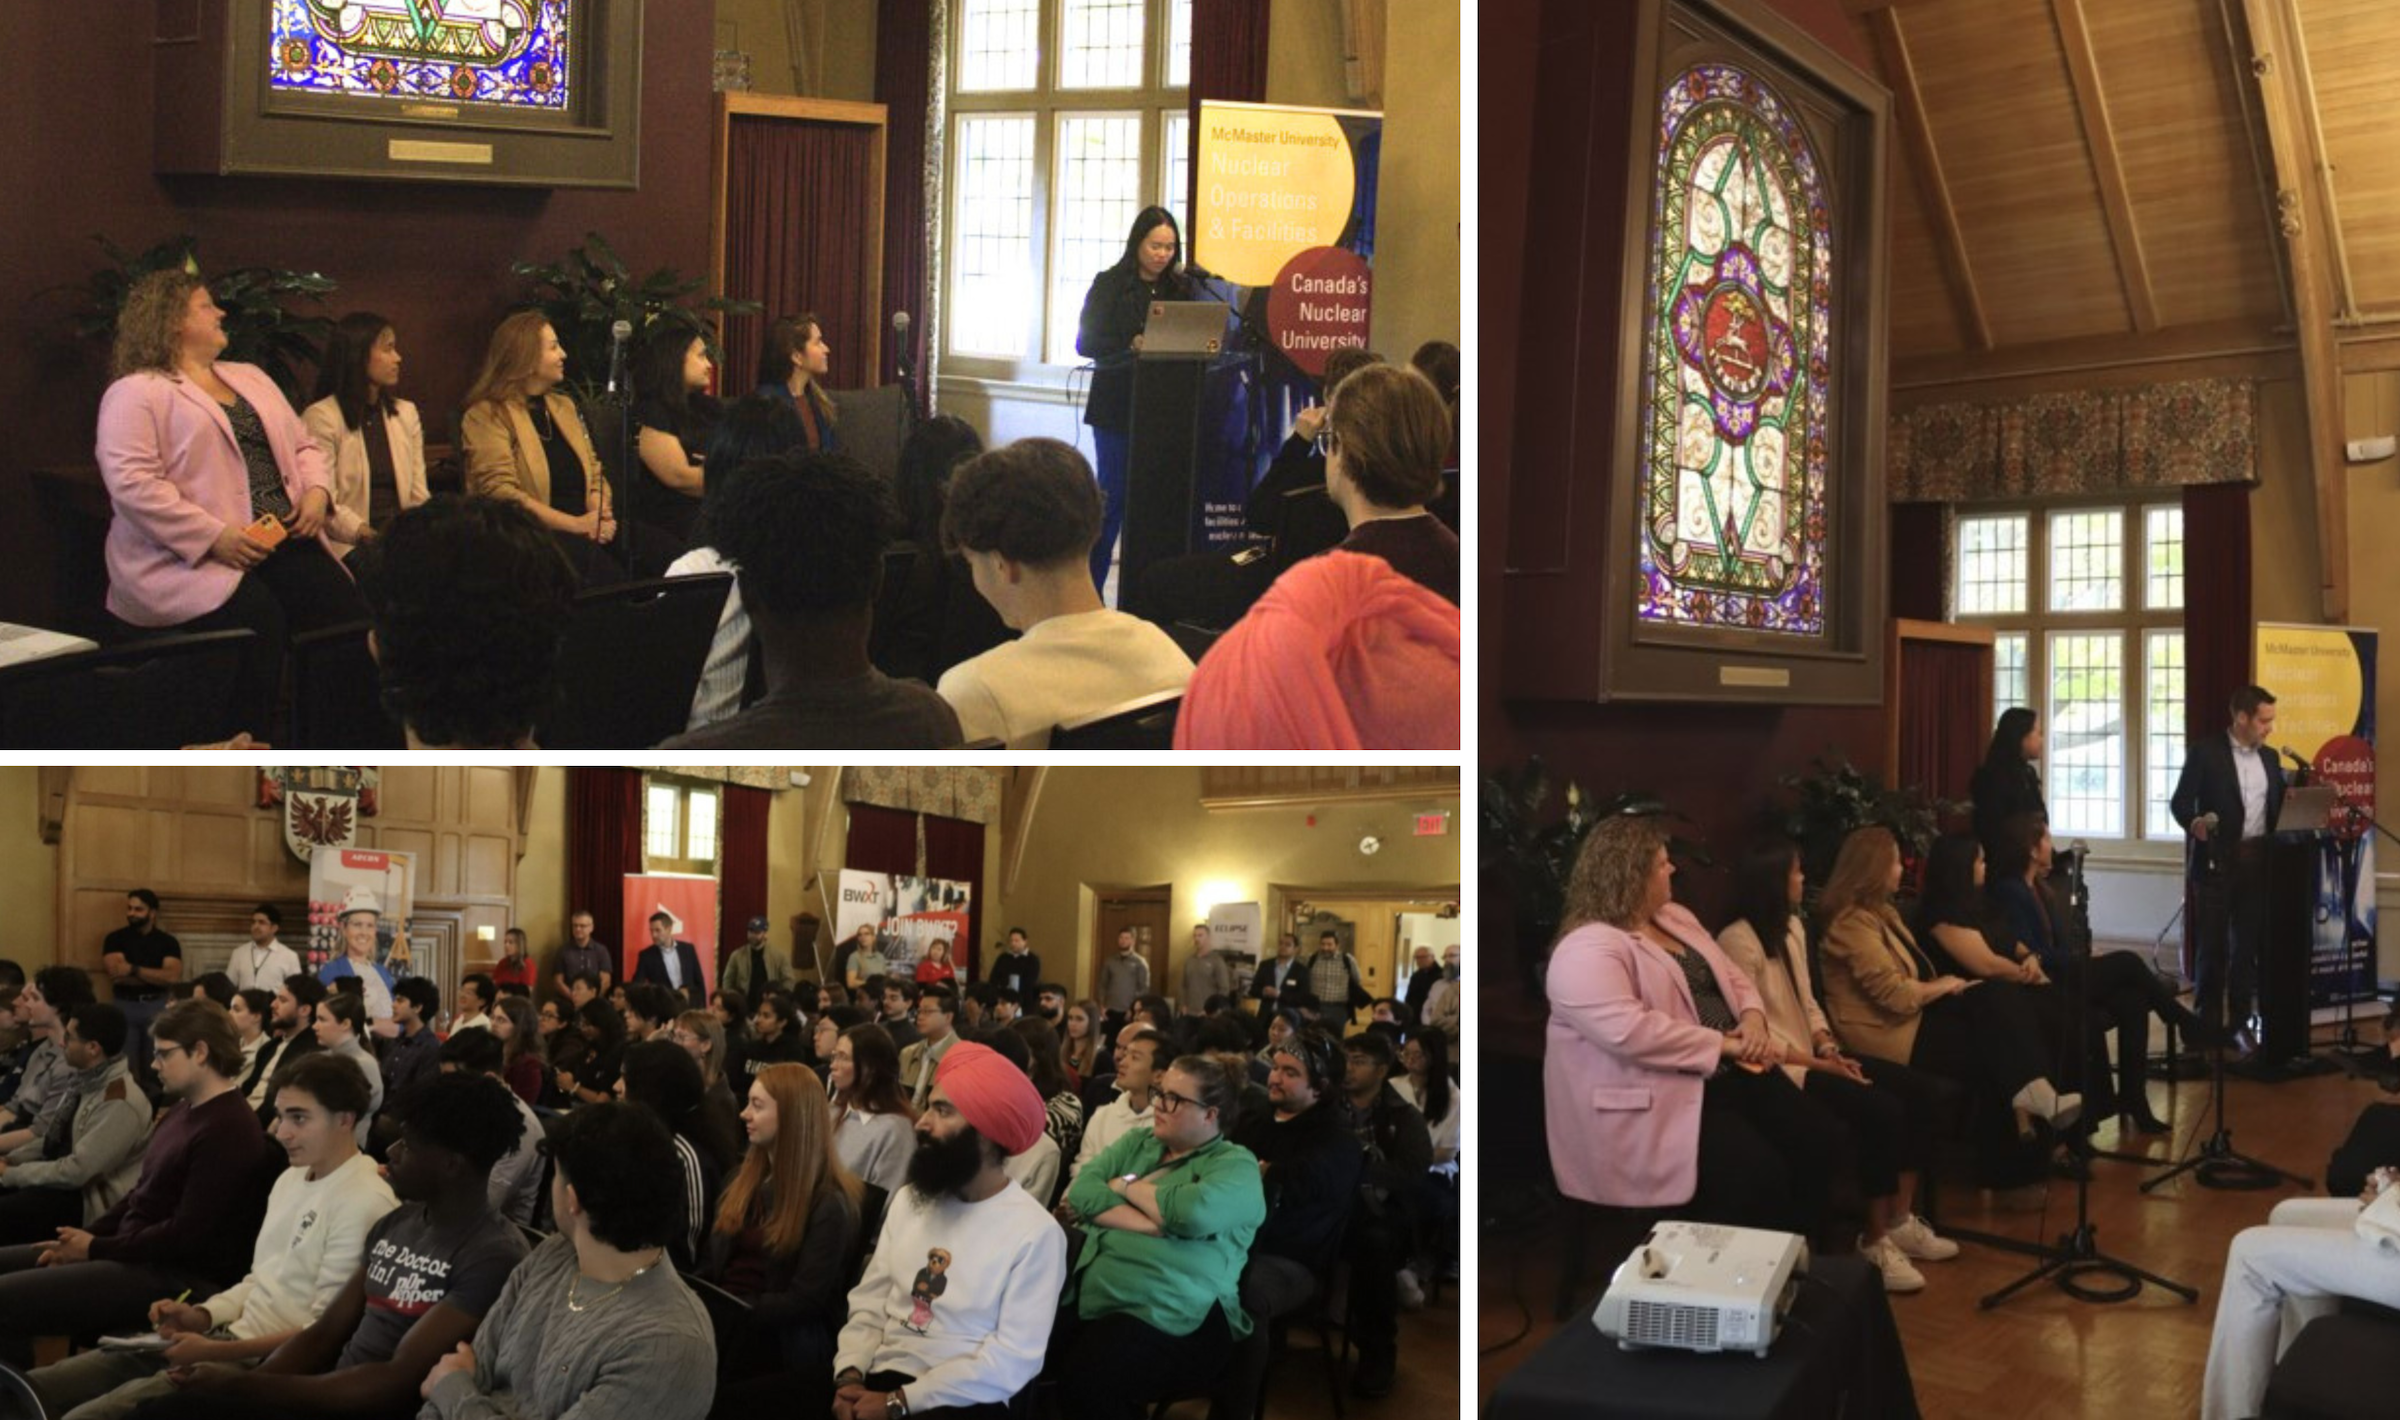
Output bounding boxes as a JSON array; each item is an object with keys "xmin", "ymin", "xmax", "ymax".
[{"xmin": 1636, "ymin": 63, "xmax": 1830, "ymax": 638}]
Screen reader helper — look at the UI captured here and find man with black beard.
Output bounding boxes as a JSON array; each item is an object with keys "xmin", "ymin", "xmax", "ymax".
[
  {"xmin": 1033, "ymin": 984, "xmax": 1068, "ymax": 1026},
  {"xmin": 834, "ymin": 1043, "xmax": 1065, "ymax": 1418},
  {"xmin": 244, "ymin": 976, "xmax": 325, "ymax": 1122}
]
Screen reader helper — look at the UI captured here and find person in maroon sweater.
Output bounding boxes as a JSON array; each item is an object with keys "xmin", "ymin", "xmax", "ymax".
[{"xmin": 0, "ymin": 999, "xmax": 282, "ymax": 1366}]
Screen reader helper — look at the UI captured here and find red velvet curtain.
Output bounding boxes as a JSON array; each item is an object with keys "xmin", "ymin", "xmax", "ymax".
[
  {"xmin": 846, "ymin": 803, "xmax": 917, "ymax": 875},
  {"xmin": 875, "ymin": 0, "xmax": 931, "ymax": 398},
  {"xmin": 721, "ymin": 116, "xmax": 880, "ymax": 397},
  {"xmin": 2183, "ymin": 482, "xmax": 2254, "ymax": 744},
  {"xmin": 720, "ymin": 786, "xmax": 771, "ymax": 959},
  {"xmin": 567, "ymin": 769, "xmax": 642, "ymax": 980},
  {"xmin": 923, "ymin": 814, "xmax": 987, "ymax": 983},
  {"xmin": 1899, "ymin": 639, "xmax": 1990, "ymax": 808},
  {"xmin": 1188, "ymin": 0, "xmax": 1273, "ymax": 214},
  {"xmin": 1890, "ymin": 502, "xmax": 1946, "ymax": 622}
]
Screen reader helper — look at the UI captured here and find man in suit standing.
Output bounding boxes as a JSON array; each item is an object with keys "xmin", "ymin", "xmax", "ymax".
[
  {"xmin": 2171, "ymin": 684, "xmax": 2285, "ymax": 1049},
  {"xmin": 633, "ymin": 911, "xmax": 708, "ymax": 1011}
]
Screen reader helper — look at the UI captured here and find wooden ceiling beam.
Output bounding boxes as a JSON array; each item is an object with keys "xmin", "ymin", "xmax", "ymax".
[
  {"xmin": 2051, "ymin": 0, "xmax": 2157, "ymax": 333},
  {"xmin": 1891, "ymin": 317, "xmax": 2295, "ymax": 401},
  {"xmin": 2237, "ymin": 0, "xmax": 2348, "ymax": 623},
  {"xmin": 1869, "ymin": 7, "xmax": 1993, "ymax": 351}
]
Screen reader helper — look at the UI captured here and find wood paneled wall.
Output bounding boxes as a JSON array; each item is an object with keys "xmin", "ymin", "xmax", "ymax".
[{"xmin": 58, "ymin": 767, "xmax": 533, "ymax": 1006}]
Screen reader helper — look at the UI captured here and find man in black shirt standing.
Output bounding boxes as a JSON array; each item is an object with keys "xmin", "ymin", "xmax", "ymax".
[
  {"xmin": 1337, "ymin": 1030, "xmax": 1433, "ymax": 1399},
  {"xmin": 102, "ymin": 889, "xmax": 181, "ymax": 1085},
  {"xmin": 991, "ymin": 929, "xmax": 1042, "ymax": 1003}
]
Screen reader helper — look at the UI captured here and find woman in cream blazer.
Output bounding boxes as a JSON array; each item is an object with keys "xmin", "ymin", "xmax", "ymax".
[{"xmin": 301, "ymin": 313, "xmax": 430, "ymax": 556}]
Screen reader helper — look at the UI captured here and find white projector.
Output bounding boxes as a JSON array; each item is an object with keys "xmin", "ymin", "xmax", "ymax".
[{"xmin": 1593, "ymin": 1220, "xmax": 1809, "ymax": 1358}]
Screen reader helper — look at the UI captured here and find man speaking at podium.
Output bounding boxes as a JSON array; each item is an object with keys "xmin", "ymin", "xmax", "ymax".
[{"xmin": 2171, "ymin": 685, "xmax": 2285, "ymax": 1052}]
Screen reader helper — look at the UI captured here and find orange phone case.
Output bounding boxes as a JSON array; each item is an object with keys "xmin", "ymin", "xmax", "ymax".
[{"xmin": 245, "ymin": 513, "xmax": 288, "ymax": 549}]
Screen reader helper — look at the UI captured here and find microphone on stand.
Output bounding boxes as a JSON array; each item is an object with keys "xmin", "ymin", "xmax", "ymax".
[
  {"xmin": 2279, "ymin": 746, "xmax": 2312, "ymax": 785},
  {"xmin": 891, "ymin": 310, "xmax": 916, "ymax": 416},
  {"xmin": 605, "ymin": 319, "xmax": 633, "ymax": 399}
]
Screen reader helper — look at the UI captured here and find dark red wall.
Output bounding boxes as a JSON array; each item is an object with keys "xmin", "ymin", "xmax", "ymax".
[
  {"xmin": 0, "ymin": 6, "xmax": 716, "ymax": 623},
  {"xmin": 1480, "ymin": 0, "xmax": 1886, "ymax": 937}
]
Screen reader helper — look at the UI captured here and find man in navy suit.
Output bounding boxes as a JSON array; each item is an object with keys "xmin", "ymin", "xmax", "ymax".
[
  {"xmin": 2170, "ymin": 684, "xmax": 2285, "ymax": 1046},
  {"xmin": 632, "ymin": 910, "xmax": 708, "ymax": 1011}
]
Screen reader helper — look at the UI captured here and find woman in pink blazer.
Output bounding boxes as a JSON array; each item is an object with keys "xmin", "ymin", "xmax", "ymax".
[
  {"xmin": 94, "ymin": 270, "xmax": 366, "ymax": 729},
  {"xmin": 1543, "ymin": 816, "xmax": 1830, "ymax": 1239}
]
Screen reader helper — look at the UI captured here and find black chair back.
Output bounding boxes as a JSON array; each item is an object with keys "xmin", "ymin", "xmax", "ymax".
[
  {"xmin": 290, "ymin": 620, "xmax": 407, "ymax": 750},
  {"xmin": 845, "ymin": 1181, "xmax": 892, "ymax": 1294},
  {"xmin": 0, "ymin": 630, "xmax": 255, "ymax": 748},
  {"xmin": 1050, "ymin": 690, "xmax": 1181, "ymax": 751},
  {"xmin": 541, "ymin": 574, "xmax": 733, "ymax": 749}
]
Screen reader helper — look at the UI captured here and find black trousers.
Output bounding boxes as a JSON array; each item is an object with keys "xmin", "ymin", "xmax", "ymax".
[
  {"xmin": 1801, "ymin": 1069, "xmax": 1907, "ymax": 1200},
  {"xmin": 0, "ymin": 1242, "xmax": 215, "ymax": 1368},
  {"xmin": 1047, "ymin": 1301, "xmax": 1234, "ymax": 1420},
  {"xmin": 2193, "ymin": 846, "xmax": 2270, "ymax": 1032},
  {"xmin": 0, "ymin": 1187, "xmax": 84, "ymax": 1248},
  {"xmin": 135, "ymin": 538, "xmax": 367, "ymax": 739},
  {"xmin": 2064, "ymin": 951, "xmax": 2191, "ymax": 1109},
  {"xmin": 1684, "ymin": 1066, "xmax": 1840, "ymax": 1240},
  {"xmin": 1905, "ymin": 980, "xmax": 2058, "ymax": 1104},
  {"xmin": 549, "ymin": 520, "xmax": 680, "ymax": 588}
]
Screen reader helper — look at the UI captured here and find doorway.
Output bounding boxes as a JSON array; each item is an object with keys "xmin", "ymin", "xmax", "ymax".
[
  {"xmin": 1270, "ymin": 886, "xmax": 1460, "ymax": 1027},
  {"xmin": 1092, "ymin": 887, "xmax": 1173, "ymax": 1003}
]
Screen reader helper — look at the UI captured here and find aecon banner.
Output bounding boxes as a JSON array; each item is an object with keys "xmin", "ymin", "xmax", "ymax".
[
  {"xmin": 1195, "ymin": 100, "xmax": 1381, "ymax": 377},
  {"xmin": 306, "ymin": 848, "xmax": 417, "ymax": 975},
  {"xmin": 2255, "ymin": 622, "xmax": 2379, "ymax": 1011}
]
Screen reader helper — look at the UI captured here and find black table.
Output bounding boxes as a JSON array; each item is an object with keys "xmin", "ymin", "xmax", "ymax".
[{"xmin": 1487, "ymin": 1253, "xmax": 1919, "ymax": 1420}]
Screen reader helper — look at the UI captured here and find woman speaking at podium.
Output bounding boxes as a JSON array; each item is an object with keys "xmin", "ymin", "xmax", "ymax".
[{"xmin": 1076, "ymin": 206, "xmax": 1191, "ymax": 595}]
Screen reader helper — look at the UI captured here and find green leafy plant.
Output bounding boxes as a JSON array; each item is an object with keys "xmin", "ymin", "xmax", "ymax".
[
  {"xmin": 79, "ymin": 235, "xmax": 337, "ymax": 403},
  {"xmin": 1767, "ymin": 754, "xmax": 1959, "ymax": 898},
  {"xmin": 510, "ymin": 232, "xmax": 763, "ymax": 404},
  {"xmin": 1481, "ymin": 758, "xmax": 1710, "ymax": 995}
]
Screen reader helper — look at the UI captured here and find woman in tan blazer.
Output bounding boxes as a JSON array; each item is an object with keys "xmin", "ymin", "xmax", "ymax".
[
  {"xmin": 301, "ymin": 312, "xmax": 429, "ymax": 556},
  {"xmin": 460, "ymin": 312, "xmax": 669, "ymax": 581},
  {"xmin": 1814, "ymin": 826, "xmax": 2080, "ymax": 1135}
]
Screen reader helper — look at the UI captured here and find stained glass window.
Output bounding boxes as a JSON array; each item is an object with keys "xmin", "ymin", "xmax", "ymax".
[
  {"xmin": 1636, "ymin": 64, "xmax": 1831, "ymax": 636},
  {"xmin": 269, "ymin": 0, "xmax": 573, "ymax": 110}
]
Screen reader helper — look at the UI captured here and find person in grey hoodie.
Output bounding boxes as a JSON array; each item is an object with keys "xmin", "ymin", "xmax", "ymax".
[
  {"xmin": 0, "ymin": 967, "xmax": 100, "ymax": 1156},
  {"xmin": 416, "ymin": 1102, "xmax": 714, "ymax": 1420},
  {"xmin": 0, "ymin": 1004, "xmax": 149, "ymax": 1244}
]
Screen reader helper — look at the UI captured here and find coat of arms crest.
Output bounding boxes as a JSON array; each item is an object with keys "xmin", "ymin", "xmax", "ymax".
[{"xmin": 258, "ymin": 769, "xmax": 381, "ymax": 860}]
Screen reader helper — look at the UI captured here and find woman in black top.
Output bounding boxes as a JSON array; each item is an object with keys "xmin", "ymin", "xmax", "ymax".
[
  {"xmin": 630, "ymin": 322, "xmax": 724, "ymax": 548},
  {"xmin": 1970, "ymin": 708, "xmax": 2050, "ymax": 866},
  {"xmin": 1075, "ymin": 205, "xmax": 1191, "ymax": 595}
]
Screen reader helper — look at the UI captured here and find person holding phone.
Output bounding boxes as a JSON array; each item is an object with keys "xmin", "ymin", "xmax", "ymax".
[{"xmin": 95, "ymin": 270, "xmax": 367, "ymax": 732}]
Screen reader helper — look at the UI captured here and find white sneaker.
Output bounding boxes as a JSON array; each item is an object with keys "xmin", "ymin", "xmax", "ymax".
[
  {"xmin": 1885, "ymin": 1214, "xmax": 1960, "ymax": 1262},
  {"xmin": 1863, "ymin": 1236, "xmax": 1925, "ymax": 1294},
  {"xmin": 1395, "ymin": 1267, "xmax": 1425, "ymax": 1311}
]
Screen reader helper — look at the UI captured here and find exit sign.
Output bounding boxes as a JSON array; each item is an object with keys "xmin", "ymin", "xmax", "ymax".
[{"xmin": 1415, "ymin": 812, "xmax": 1449, "ymax": 837}]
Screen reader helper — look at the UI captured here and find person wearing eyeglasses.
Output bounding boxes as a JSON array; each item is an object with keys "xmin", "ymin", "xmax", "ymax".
[
  {"xmin": 1052, "ymin": 1053, "xmax": 1266, "ymax": 1420},
  {"xmin": 897, "ymin": 986, "xmax": 961, "ymax": 1112}
]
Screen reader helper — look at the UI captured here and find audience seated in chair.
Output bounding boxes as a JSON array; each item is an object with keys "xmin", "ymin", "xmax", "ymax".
[
  {"xmin": 124, "ymin": 1073, "xmax": 531, "ymax": 1420},
  {"xmin": 1066, "ymin": 1029, "xmax": 1163, "ymax": 1192},
  {"xmin": 435, "ymin": 1029, "xmax": 545, "ymax": 1228},
  {"xmin": 700, "ymin": 1063, "xmax": 864, "ymax": 1415},
  {"xmin": 243, "ymin": 975, "xmax": 325, "ymax": 1120},
  {"xmin": 2202, "ymin": 1177, "xmax": 2400, "ymax": 1420},
  {"xmin": 410, "ymin": 1101, "xmax": 712, "ymax": 1420},
  {"xmin": 0, "ymin": 1005, "xmax": 148, "ymax": 1248},
  {"xmin": 1228, "ymin": 1028, "xmax": 1365, "ymax": 1401},
  {"xmin": 960, "ymin": 1026, "xmax": 1061, "ymax": 1208},
  {"xmin": 664, "ymin": 396, "xmax": 813, "ymax": 734},
  {"xmin": 0, "ymin": 1002, "xmax": 147, "ymax": 1247},
  {"xmin": 656, "ymin": 450, "xmax": 962, "ymax": 749},
  {"xmin": 834, "ymin": 1042, "xmax": 1066, "ymax": 1419},
  {"xmin": 0, "ymin": 968, "xmax": 99, "ymax": 1160},
  {"xmin": 874, "ymin": 416, "xmax": 1011, "ymax": 687},
  {"xmin": 1008, "ymin": 1017, "xmax": 1084, "ymax": 1173},
  {"xmin": 368, "ymin": 977, "xmax": 443, "ymax": 1154},
  {"xmin": 26, "ymin": 1051, "xmax": 396, "ymax": 1420},
  {"xmin": 349, "ymin": 496, "xmax": 578, "ymax": 750},
  {"xmin": 753, "ymin": 314, "xmax": 842, "ymax": 452},
  {"xmin": 310, "ymin": 993, "xmax": 384, "ymax": 1149},
  {"xmin": 614, "ymin": 1040, "xmax": 739, "ymax": 1274},
  {"xmin": 0, "ymin": 1000, "xmax": 284, "ymax": 1368},
  {"xmin": 1051, "ymin": 1052, "xmax": 1266, "ymax": 1419},
  {"xmin": 829, "ymin": 1025, "xmax": 919, "ymax": 1197},
  {"xmin": 1334, "ymin": 1031, "xmax": 1434, "ymax": 1397},
  {"xmin": 933, "ymin": 438, "xmax": 1194, "ymax": 749},
  {"xmin": 1175, "ymin": 551, "xmax": 1458, "ymax": 750},
  {"xmin": 627, "ymin": 321, "xmax": 723, "ymax": 549}
]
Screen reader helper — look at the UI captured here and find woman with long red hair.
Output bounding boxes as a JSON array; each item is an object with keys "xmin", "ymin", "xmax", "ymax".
[{"xmin": 702, "ymin": 1062, "xmax": 865, "ymax": 1415}]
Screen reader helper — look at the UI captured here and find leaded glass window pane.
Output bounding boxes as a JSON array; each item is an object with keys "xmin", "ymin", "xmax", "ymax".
[
  {"xmin": 2048, "ymin": 631, "xmax": 2126, "ymax": 837},
  {"xmin": 2047, "ymin": 509, "xmax": 2124, "ymax": 613},
  {"xmin": 1060, "ymin": 0, "xmax": 1145, "ymax": 89},
  {"xmin": 952, "ymin": 115, "xmax": 1039, "ymax": 356},
  {"xmin": 960, "ymin": 0, "xmax": 1040, "ymax": 91},
  {"xmin": 1958, "ymin": 514, "xmax": 2028, "ymax": 617},
  {"xmin": 1048, "ymin": 113, "xmax": 1145, "ymax": 364},
  {"xmin": 2144, "ymin": 630, "xmax": 2186, "ymax": 840}
]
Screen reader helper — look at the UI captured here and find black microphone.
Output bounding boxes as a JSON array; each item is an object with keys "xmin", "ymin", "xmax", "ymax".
[
  {"xmin": 606, "ymin": 319, "xmax": 632, "ymax": 398},
  {"xmin": 2279, "ymin": 746, "xmax": 2311, "ymax": 783}
]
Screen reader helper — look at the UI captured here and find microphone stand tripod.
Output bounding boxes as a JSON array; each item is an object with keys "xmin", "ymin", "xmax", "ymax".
[{"xmin": 1983, "ymin": 859, "xmax": 2196, "ymax": 1308}]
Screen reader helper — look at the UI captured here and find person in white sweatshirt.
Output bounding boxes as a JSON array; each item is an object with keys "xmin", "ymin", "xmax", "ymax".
[
  {"xmin": 1064, "ymin": 1028, "xmax": 1163, "ymax": 1192},
  {"xmin": 25, "ymin": 1049, "xmax": 397, "ymax": 1420},
  {"xmin": 835, "ymin": 1043, "xmax": 1067, "ymax": 1418}
]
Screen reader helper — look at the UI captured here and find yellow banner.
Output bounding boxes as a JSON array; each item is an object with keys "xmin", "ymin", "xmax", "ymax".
[
  {"xmin": 2255, "ymin": 622, "xmax": 2364, "ymax": 759},
  {"xmin": 1195, "ymin": 102, "xmax": 1362, "ymax": 287}
]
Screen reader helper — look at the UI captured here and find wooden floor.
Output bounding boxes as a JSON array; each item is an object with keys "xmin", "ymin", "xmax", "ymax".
[
  {"xmin": 1155, "ymin": 1274, "xmax": 1461, "ymax": 1419},
  {"xmin": 1479, "ymin": 1054, "xmax": 2387, "ymax": 1419}
]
